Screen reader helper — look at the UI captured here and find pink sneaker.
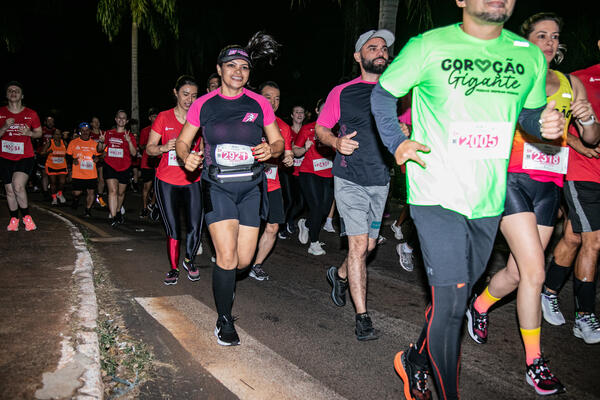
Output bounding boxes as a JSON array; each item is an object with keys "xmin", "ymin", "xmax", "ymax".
[
  {"xmin": 22, "ymin": 215, "xmax": 37, "ymax": 231},
  {"xmin": 7, "ymin": 217, "xmax": 19, "ymax": 232}
]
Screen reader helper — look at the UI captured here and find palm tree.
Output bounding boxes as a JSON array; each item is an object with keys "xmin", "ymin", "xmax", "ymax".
[{"xmin": 96, "ymin": 0, "xmax": 178, "ymax": 131}]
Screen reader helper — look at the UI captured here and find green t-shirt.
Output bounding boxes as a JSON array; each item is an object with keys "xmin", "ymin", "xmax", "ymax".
[{"xmin": 379, "ymin": 23, "xmax": 547, "ymax": 219}]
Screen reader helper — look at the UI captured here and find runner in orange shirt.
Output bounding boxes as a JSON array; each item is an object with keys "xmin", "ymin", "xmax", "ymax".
[
  {"xmin": 41, "ymin": 129, "xmax": 68, "ymax": 205},
  {"xmin": 67, "ymin": 122, "xmax": 101, "ymax": 217}
]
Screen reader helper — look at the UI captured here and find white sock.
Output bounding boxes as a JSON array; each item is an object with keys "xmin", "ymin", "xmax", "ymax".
[{"xmin": 326, "ymin": 217, "xmax": 333, "ymax": 225}]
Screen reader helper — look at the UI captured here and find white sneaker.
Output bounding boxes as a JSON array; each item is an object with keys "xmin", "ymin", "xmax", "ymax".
[
  {"xmin": 196, "ymin": 243, "xmax": 203, "ymax": 255},
  {"xmin": 323, "ymin": 221, "xmax": 335, "ymax": 233},
  {"xmin": 390, "ymin": 221, "xmax": 404, "ymax": 240},
  {"xmin": 541, "ymin": 291, "xmax": 565, "ymax": 326},
  {"xmin": 120, "ymin": 206, "xmax": 126, "ymax": 215},
  {"xmin": 57, "ymin": 193, "xmax": 67, "ymax": 203},
  {"xmin": 51, "ymin": 197, "xmax": 58, "ymax": 206},
  {"xmin": 298, "ymin": 218, "xmax": 309, "ymax": 244},
  {"xmin": 396, "ymin": 243, "xmax": 414, "ymax": 272},
  {"xmin": 308, "ymin": 241, "xmax": 326, "ymax": 255},
  {"xmin": 573, "ymin": 313, "xmax": 600, "ymax": 344}
]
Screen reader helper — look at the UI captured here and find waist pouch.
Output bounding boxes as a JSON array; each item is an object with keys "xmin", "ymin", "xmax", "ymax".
[{"xmin": 208, "ymin": 163, "xmax": 264, "ymax": 183}]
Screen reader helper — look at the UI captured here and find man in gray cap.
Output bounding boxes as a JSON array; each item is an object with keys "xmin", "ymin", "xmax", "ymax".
[{"xmin": 316, "ymin": 29, "xmax": 394, "ymax": 340}]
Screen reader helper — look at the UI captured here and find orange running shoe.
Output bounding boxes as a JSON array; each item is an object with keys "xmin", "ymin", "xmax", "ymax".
[
  {"xmin": 96, "ymin": 195, "xmax": 107, "ymax": 208},
  {"xmin": 22, "ymin": 215, "xmax": 37, "ymax": 231},
  {"xmin": 7, "ymin": 217, "xmax": 19, "ymax": 232},
  {"xmin": 394, "ymin": 345, "xmax": 432, "ymax": 400}
]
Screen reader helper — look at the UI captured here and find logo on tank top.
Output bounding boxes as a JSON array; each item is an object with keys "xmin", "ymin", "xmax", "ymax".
[
  {"xmin": 590, "ymin": 77, "xmax": 600, "ymax": 82},
  {"xmin": 441, "ymin": 58, "xmax": 525, "ymax": 97},
  {"xmin": 242, "ymin": 113, "xmax": 258, "ymax": 123}
]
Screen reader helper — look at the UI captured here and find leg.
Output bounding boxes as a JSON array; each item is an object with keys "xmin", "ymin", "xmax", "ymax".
[
  {"xmin": 254, "ymin": 222, "xmax": 279, "ymax": 265},
  {"xmin": 12, "ymin": 171, "xmax": 30, "ymax": 209},
  {"xmin": 116, "ymin": 183, "xmax": 127, "ymax": 212},
  {"xmin": 85, "ymin": 189, "xmax": 95, "ymax": 210},
  {"xmin": 106, "ymin": 178, "xmax": 119, "ymax": 217},
  {"xmin": 183, "ymin": 181, "xmax": 203, "ymax": 261},
  {"xmin": 49, "ymin": 174, "xmax": 57, "ymax": 197},
  {"xmin": 346, "ymin": 234, "xmax": 369, "ymax": 314},
  {"xmin": 544, "ymin": 219, "xmax": 580, "ymax": 294},
  {"xmin": 573, "ymin": 230, "xmax": 600, "ymax": 313}
]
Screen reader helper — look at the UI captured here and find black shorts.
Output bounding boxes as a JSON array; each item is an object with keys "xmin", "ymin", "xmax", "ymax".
[
  {"xmin": 411, "ymin": 205, "xmax": 501, "ymax": 287},
  {"xmin": 103, "ymin": 164, "xmax": 132, "ymax": 185},
  {"xmin": 503, "ymin": 172, "xmax": 560, "ymax": 227},
  {"xmin": 72, "ymin": 178, "xmax": 97, "ymax": 191},
  {"xmin": 266, "ymin": 188, "xmax": 285, "ymax": 224},
  {"xmin": 140, "ymin": 168, "xmax": 155, "ymax": 183},
  {"xmin": 0, "ymin": 157, "xmax": 35, "ymax": 184},
  {"xmin": 203, "ymin": 178, "xmax": 263, "ymax": 228},
  {"xmin": 564, "ymin": 180, "xmax": 600, "ymax": 233}
]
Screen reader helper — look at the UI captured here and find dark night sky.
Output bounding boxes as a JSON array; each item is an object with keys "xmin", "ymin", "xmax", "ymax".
[{"xmin": 1, "ymin": 1, "xmax": 599, "ymax": 131}]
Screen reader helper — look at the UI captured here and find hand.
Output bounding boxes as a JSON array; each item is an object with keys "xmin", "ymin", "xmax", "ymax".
[
  {"xmin": 18, "ymin": 125, "xmax": 31, "ymax": 136},
  {"xmin": 540, "ymin": 100, "xmax": 565, "ymax": 140},
  {"xmin": 571, "ymin": 98, "xmax": 595, "ymax": 123},
  {"xmin": 161, "ymin": 138, "xmax": 177, "ymax": 153},
  {"xmin": 304, "ymin": 140, "xmax": 313, "ymax": 151},
  {"xmin": 282, "ymin": 151, "xmax": 294, "ymax": 167},
  {"xmin": 570, "ymin": 137, "xmax": 600, "ymax": 158},
  {"xmin": 393, "ymin": 139, "xmax": 430, "ymax": 167},
  {"xmin": 98, "ymin": 132, "xmax": 105, "ymax": 143},
  {"xmin": 73, "ymin": 158, "xmax": 79, "ymax": 165},
  {"xmin": 124, "ymin": 132, "xmax": 131, "ymax": 143},
  {"xmin": 335, "ymin": 131, "xmax": 359, "ymax": 155},
  {"xmin": 253, "ymin": 142, "xmax": 272, "ymax": 162},
  {"xmin": 400, "ymin": 123, "xmax": 411, "ymax": 137},
  {"xmin": 4, "ymin": 118, "xmax": 14, "ymax": 128},
  {"xmin": 184, "ymin": 150, "xmax": 203, "ymax": 171}
]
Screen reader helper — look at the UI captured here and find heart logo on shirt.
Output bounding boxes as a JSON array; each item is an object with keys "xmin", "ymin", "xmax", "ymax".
[{"xmin": 474, "ymin": 59, "xmax": 491, "ymax": 73}]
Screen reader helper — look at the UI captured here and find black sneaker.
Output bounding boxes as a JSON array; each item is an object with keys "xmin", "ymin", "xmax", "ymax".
[
  {"xmin": 164, "ymin": 268, "xmax": 179, "ymax": 285},
  {"xmin": 182, "ymin": 258, "xmax": 200, "ymax": 281},
  {"xmin": 84, "ymin": 208, "xmax": 92, "ymax": 218},
  {"xmin": 214, "ymin": 315, "xmax": 240, "ymax": 346},
  {"xmin": 249, "ymin": 264, "xmax": 269, "ymax": 281},
  {"xmin": 526, "ymin": 357, "xmax": 565, "ymax": 395},
  {"xmin": 116, "ymin": 212, "xmax": 125, "ymax": 225},
  {"xmin": 277, "ymin": 230, "xmax": 290, "ymax": 240},
  {"xmin": 465, "ymin": 295, "xmax": 488, "ymax": 344},
  {"xmin": 109, "ymin": 217, "xmax": 119, "ymax": 229},
  {"xmin": 355, "ymin": 313, "xmax": 379, "ymax": 341},
  {"xmin": 394, "ymin": 344, "xmax": 432, "ymax": 400},
  {"xmin": 326, "ymin": 266, "xmax": 348, "ymax": 307},
  {"xmin": 139, "ymin": 208, "xmax": 150, "ymax": 218}
]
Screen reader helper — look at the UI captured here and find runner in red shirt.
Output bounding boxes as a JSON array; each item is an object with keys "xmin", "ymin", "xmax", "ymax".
[
  {"xmin": 0, "ymin": 81, "xmax": 42, "ymax": 231},
  {"xmin": 97, "ymin": 110, "xmax": 137, "ymax": 228},
  {"xmin": 139, "ymin": 108, "xmax": 159, "ymax": 218},
  {"xmin": 248, "ymin": 81, "xmax": 293, "ymax": 281}
]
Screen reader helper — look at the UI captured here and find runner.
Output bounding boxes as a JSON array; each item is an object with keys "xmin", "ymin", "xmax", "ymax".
[
  {"xmin": 176, "ymin": 32, "xmax": 283, "ymax": 346},
  {"xmin": 464, "ymin": 12, "xmax": 599, "ymax": 395},
  {"xmin": 293, "ymin": 100, "xmax": 334, "ymax": 254},
  {"xmin": 317, "ymin": 29, "xmax": 394, "ymax": 340},
  {"xmin": 0, "ymin": 81, "xmax": 42, "ymax": 231},
  {"xmin": 249, "ymin": 81, "xmax": 294, "ymax": 281},
  {"xmin": 206, "ymin": 73, "xmax": 221, "ymax": 93},
  {"xmin": 41, "ymin": 128, "xmax": 68, "ymax": 205},
  {"xmin": 90, "ymin": 116, "xmax": 107, "ymax": 208},
  {"xmin": 139, "ymin": 108, "xmax": 159, "ymax": 218},
  {"xmin": 67, "ymin": 122, "xmax": 101, "ymax": 217},
  {"xmin": 97, "ymin": 110, "xmax": 137, "ymax": 228},
  {"xmin": 146, "ymin": 76, "xmax": 202, "ymax": 285},
  {"xmin": 35, "ymin": 116, "xmax": 56, "ymax": 197},
  {"xmin": 370, "ymin": 1, "xmax": 571, "ymax": 398},
  {"xmin": 542, "ymin": 37, "xmax": 600, "ymax": 344}
]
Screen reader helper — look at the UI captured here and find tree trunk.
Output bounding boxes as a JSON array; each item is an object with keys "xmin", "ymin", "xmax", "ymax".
[
  {"xmin": 131, "ymin": 20, "xmax": 139, "ymax": 133},
  {"xmin": 378, "ymin": 0, "xmax": 399, "ymax": 54}
]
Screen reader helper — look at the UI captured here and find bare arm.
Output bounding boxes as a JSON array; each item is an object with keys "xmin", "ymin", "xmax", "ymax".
[
  {"xmin": 176, "ymin": 121, "xmax": 202, "ymax": 171},
  {"xmin": 146, "ymin": 130, "xmax": 175, "ymax": 156},
  {"xmin": 253, "ymin": 121, "xmax": 284, "ymax": 162},
  {"xmin": 570, "ymin": 75, "xmax": 600, "ymax": 146},
  {"xmin": 315, "ymin": 123, "xmax": 358, "ymax": 155}
]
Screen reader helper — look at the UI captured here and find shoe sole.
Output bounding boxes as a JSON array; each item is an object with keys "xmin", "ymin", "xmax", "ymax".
[
  {"xmin": 326, "ymin": 267, "xmax": 345, "ymax": 307},
  {"xmin": 308, "ymin": 250, "xmax": 326, "ymax": 255},
  {"xmin": 214, "ymin": 327, "xmax": 240, "ymax": 346},
  {"xmin": 183, "ymin": 263, "xmax": 201, "ymax": 282},
  {"xmin": 541, "ymin": 311, "xmax": 565, "ymax": 326},
  {"xmin": 465, "ymin": 308, "xmax": 486, "ymax": 344},
  {"xmin": 163, "ymin": 280, "xmax": 178, "ymax": 285},
  {"xmin": 356, "ymin": 330, "xmax": 379, "ymax": 341},
  {"xmin": 394, "ymin": 351, "xmax": 416, "ymax": 400},
  {"xmin": 525, "ymin": 373, "xmax": 560, "ymax": 396},
  {"xmin": 573, "ymin": 327, "xmax": 600, "ymax": 344}
]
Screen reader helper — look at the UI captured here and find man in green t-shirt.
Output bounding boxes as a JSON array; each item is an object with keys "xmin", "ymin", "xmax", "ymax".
[{"xmin": 370, "ymin": 1, "xmax": 565, "ymax": 399}]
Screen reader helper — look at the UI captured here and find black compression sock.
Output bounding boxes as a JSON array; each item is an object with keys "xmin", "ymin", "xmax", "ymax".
[
  {"xmin": 545, "ymin": 259, "xmax": 571, "ymax": 292},
  {"xmin": 574, "ymin": 277, "xmax": 596, "ymax": 313},
  {"xmin": 213, "ymin": 264, "xmax": 236, "ymax": 317},
  {"xmin": 9, "ymin": 209, "xmax": 18, "ymax": 218},
  {"xmin": 19, "ymin": 207, "xmax": 30, "ymax": 217}
]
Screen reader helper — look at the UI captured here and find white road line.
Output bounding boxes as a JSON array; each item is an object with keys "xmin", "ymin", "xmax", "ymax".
[{"xmin": 135, "ymin": 295, "xmax": 348, "ymax": 400}]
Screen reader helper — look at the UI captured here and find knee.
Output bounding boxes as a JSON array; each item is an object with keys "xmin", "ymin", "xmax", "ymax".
[
  {"xmin": 520, "ymin": 266, "xmax": 545, "ymax": 289},
  {"xmin": 12, "ymin": 183, "xmax": 25, "ymax": 195},
  {"xmin": 582, "ymin": 232, "xmax": 600, "ymax": 253},
  {"xmin": 217, "ymin": 252, "xmax": 238, "ymax": 269},
  {"xmin": 564, "ymin": 230, "xmax": 582, "ymax": 248},
  {"xmin": 265, "ymin": 223, "xmax": 279, "ymax": 235}
]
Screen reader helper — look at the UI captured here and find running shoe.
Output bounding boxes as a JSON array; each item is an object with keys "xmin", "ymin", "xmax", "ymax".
[
  {"xmin": 377, "ymin": 235, "xmax": 386, "ymax": 245},
  {"xmin": 394, "ymin": 345, "xmax": 432, "ymax": 400},
  {"xmin": 278, "ymin": 230, "xmax": 290, "ymax": 240},
  {"xmin": 308, "ymin": 241, "xmax": 326, "ymax": 255},
  {"xmin": 298, "ymin": 218, "xmax": 309, "ymax": 244},
  {"xmin": 286, "ymin": 222, "xmax": 296, "ymax": 234},
  {"xmin": 397, "ymin": 243, "xmax": 415, "ymax": 272},
  {"xmin": 210, "ymin": 256, "xmax": 216, "ymax": 263},
  {"xmin": 139, "ymin": 208, "xmax": 150, "ymax": 218},
  {"xmin": 22, "ymin": 215, "xmax": 37, "ymax": 231},
  {"xmin": 182, "ymin": 259, "xmax": 200, "ymax": 281},
  {"xmin": 322, "ymin": 220, "xmax": 335, "ymax": 233},
  {"xmin": 84, "ymin": 209, "xmax": 92, "ymax": 218},
  {"xmin": 116, "ymin": 212, "xmax": 125, "ymax": 225},
  {"xmin": 196, "ymin": 243, "xmax": 203, "ymax": 255},
  {"xmin": 163, "ymin": 268, "xmax": 179, "ymax": 285},
  {"xmin": 355, "ymin": 313, "xmax": 379, "ymax": 341},
  {"xmin": 465, "ymin": 295, "xmax": 488, "ymax": 344},
  {"xmin": 7, "ymin": 217, "xmax": 19, "ymax": 232},
  {"xmin": 51, "ymin": 197, "xmax": 58, "ymax": 206},
  {"xmin": 109, "ymin": 217, "xmax": 119, "ymax": 229},
  {"xmin": 526, "ymin": 357, "xmax": 565, "ymax": 395},
  {"xmin": 96, "ymin": 195, "xmax": 107, "ymax": 208},
  {"xmin": 541, "ymin": 290, "xmax": 565, "ymax": 326},
  {"xmin": 326, "ymin": 266, "xmax": 348, "ymax": 307},
  {"xmin": 214, "ymin": 315, "xmax": 240, "ymax": 346},
  {"xmin": 573, "ymin": 312, "xmax": 600, "ymax": 344},
  {"xmin": 391, "ymin": 221, "xmax": 404, "ymax": 240},
  {"xmin": 249, "ymin": 264, "xmax": 270, "ymax": 281},
  {"xmin": 57, "ymin": 193, "xmax": 66, "ymax": 204}
]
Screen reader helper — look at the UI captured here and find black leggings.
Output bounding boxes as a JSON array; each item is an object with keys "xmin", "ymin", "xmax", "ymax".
[
  {"xmin": 298, "ymin": 172, "xmax": 333, "ymax": 243},
  {"xmin": 283, "ymin": 173, "xmax": 305, "ymax": 227},
  {"xmin": 155, "ymin": 178, "xmax": 203, "ymax": 261}
]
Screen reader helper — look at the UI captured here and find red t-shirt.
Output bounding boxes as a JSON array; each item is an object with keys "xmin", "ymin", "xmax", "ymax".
[
  {"xmin": 154, "ymin": 109, "xmax": 201, "ymax": 185},
  {"xmin": 567, "ymin": 64, "xmax": 600, "ymax": 183},
  {"xmin": 264, "ymin": 116, "xmax": 293, "ymax": 192},
  {"xmin": 0, "ymin": 106, "xmax": 41, "ymax": 161},
  {"xmin": 90, "ymin": 129, "xmax": 102, "ymax": 142},
  {"xmin": 139, "ymin": 125, "xmax": 160, "ymax": 169},
  {"xmin": 103, "ymin": 129, "xmax": 137, "ymax": 171},
  {"xmin": 294, "ymin": 121, "xmax": 334, "ymax": 178},
  {"xmin": 37, "ymin": 126, "xmax": 55, "ymax": 153}
]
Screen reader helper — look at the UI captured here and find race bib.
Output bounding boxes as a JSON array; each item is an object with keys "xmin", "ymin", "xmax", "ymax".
[
  {"xmin": 293, "ymin": 156, "xmax": 304, "ymax": 167},
  {"xmin": 448, "ymin": 122, "xmax": 512, "ymax": 160},
  {"xmin": 265, "ymin": 164, "xmax": 278, "ymax": 180},
  {"xmin": 51, "ymin": 157, "xmax": 64, "ymax": 164},
  {"xmin": 313, "ymin": 158, "xmax": 333, "ymax": 171},
  {"xmin": 2, "ymin": 140, "xmax": 24, "ymax": 155},
  {"xmin": 80, "ymin": 160, "xmax": 94, "ymax": 170},
  {"xmin": 215, "ymin": 143, "xmax": 254, "ymax": 167},
  {"xmin": 522, "ymin": 143, "xmax": 569, "ymax": 174},
  {"xmin": 108, "ymin": 147, "xmax": 124, "ymax": 158},
  {"xmin": 167, "ymin": 150, "xmax": 183, "ymax": 167}
]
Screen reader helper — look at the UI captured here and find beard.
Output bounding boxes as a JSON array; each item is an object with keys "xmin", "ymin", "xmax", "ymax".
[
  {"xmin": 474, "ymin": 10, "xmax": 510, "ymax": 24},
  {"xmin": 361, "ymin": 57, "xmax": 388, "ymax": 74}
]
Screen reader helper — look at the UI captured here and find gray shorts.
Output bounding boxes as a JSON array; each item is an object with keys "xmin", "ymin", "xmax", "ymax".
[{"xmin": 334, "ymin": 176, "xmax": 389, "ymax": 238}]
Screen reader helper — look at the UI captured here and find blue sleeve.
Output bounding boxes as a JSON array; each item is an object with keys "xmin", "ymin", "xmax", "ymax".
[
  {"xmin": 518, "ymin": 106, "xmax": 544, "ymax": 140},
  {"xmin": 371, "ymin": 83, "xmax": 408, "ymax": 155}
]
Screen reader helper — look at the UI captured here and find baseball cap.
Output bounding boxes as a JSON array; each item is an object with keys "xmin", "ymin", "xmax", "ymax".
[
  {"xmin": 217, "ymin": 46, "xmax": 252, "ymax": 67},
  {"xmin": 355, "ymin": 29, "xmax": 395, "ymax": 53},
  {"xmin": 78, "ymin": 122, "xmax": 90, "ymax": 129}
]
